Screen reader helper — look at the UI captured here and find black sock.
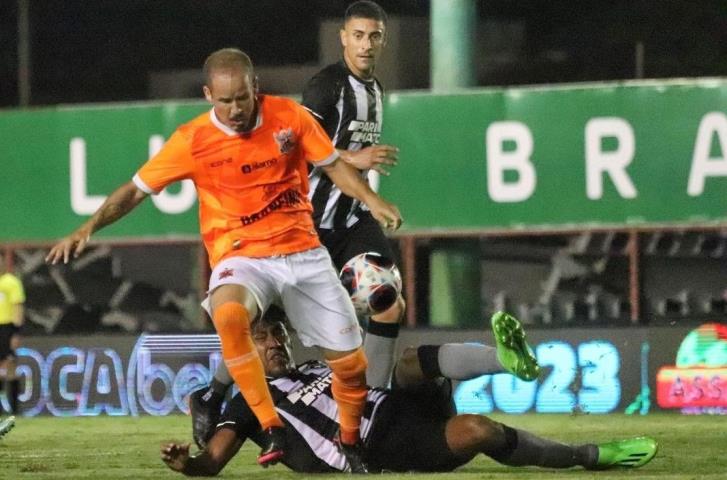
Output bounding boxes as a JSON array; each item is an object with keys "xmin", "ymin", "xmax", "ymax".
[
  {"xmin": 208, "ymin": 378, "xmax": 229, "ymax": 402},
  {"xmin": 489, "ymin": 425, "xmax": 599, "ymax": 469},
  {"xmin": 417, "ymin": 345, "xmax": 443, "ymax": 378},
  {"xmin": 211, "ymin": 363, "xmax": 234, "ymax": 395},
  {"xmin": 8, "ymin": 380, "xmax": 19, "ymax": 414}
]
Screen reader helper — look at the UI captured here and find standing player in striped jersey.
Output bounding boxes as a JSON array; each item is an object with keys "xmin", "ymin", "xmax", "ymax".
[
  {"xmin": 303, "ymin": 0, "xmax": 404, "ymax": 388},
  {"xmin": 189, "ymin": 1, "xmax": 402, "ymax": 453},
  {"xmin": 162, "ymin": 307, "xmax": 658, "ymax": 474}
]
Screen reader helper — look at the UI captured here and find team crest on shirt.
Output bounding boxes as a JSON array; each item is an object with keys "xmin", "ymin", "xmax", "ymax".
[{"xmin": 273, "ymin": 128, "xmax": 296, "ymax": 155}]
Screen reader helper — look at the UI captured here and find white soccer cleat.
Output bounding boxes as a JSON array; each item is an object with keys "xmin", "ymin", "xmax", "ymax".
[{"xmin": 0, "ymin": 416, "xmax": 16, "ymax": 439}]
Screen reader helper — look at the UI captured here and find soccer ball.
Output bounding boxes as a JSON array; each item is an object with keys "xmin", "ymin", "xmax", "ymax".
[{"xmin": 339, "ymin": 252, "xmax": 402, "ymax": 316}]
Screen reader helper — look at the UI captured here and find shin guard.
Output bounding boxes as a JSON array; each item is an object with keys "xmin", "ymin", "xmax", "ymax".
[
  {"xmin": 328, "ymin": 348, "xmax": 368, "ymax": 445},
  {"xmin": 213, "ymin": 302, "xmax": 282, "ymax": 430}
]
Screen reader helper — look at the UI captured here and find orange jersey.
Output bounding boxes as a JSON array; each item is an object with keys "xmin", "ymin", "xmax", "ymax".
[{"xmin": 133, "ymin": 95, "xmax": 338, "ymax": 267}]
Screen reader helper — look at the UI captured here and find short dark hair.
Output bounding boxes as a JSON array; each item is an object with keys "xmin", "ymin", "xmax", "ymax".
[
  {"xmin": 252, "ymin": 304, "xmax": 288, "ymax": 331},
  {"xmin": 203, "ymin": 48, "xmax": 253, "ymax": 84},
  {"xmin": 344, "ymin": 1, "xmax": 387, "ymax": 26}
]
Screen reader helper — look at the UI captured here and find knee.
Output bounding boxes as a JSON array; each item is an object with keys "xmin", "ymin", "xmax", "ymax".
[
  {"xmin": 398, "ymin": 347, "xmax": 419, "ymax": 372},
  {"xmin": 372, "ymin": 295, "xmax": 406, "ymax": 324},
  {"xmin": 392, "ymin": 346, "xmax": 422, "ymax": 387},
  {"xmin": 212, "ymin": 302, "xmax": 251, "ymax": 335},
  {"xmin": 5, "ymin": 359, "xmax": 17, "ymax": 377},
  {"xmin": 454, "ymin": 415, "xmax": 503, "ymax": 446},
  {"xmin": 395, "ymin": 296, "xmax": 406, "ymax": 320}
]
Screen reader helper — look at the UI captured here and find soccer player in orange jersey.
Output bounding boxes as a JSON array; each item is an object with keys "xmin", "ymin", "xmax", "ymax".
[
  {"xmin": 46, "ymin": 48, "xmax": 402, "ymax": 473},
  {"xmin": 191, "ymin": 3, "xmax": 403, "ymax": 449}
]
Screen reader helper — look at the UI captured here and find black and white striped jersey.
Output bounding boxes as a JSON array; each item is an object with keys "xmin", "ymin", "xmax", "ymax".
[
  {"xmin": 302, "ymin": 61, "xmax": 384, "ymax": 231},
  {"xmin": 217, "ymin": 360, "xmax": 389, "ymax": 473}
]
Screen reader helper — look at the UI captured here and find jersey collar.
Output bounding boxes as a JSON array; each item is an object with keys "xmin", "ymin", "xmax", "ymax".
[
  {"xmin": 339, "ymin": 59, "xmax": 376, "ymax": 85},
  {"xmin": 209, "ymin": 105, "xmax": 264, "ymax": 136}
]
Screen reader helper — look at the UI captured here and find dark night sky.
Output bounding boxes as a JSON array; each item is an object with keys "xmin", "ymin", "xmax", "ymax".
[{"xmin": 1, "ymin": 0, "xmax": 726, "ymax": 107}]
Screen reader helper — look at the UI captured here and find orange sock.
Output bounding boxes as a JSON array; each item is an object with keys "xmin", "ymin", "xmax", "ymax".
[
  {"xmin": 328, "ymin": 348, "xmax": 368, "ymax": 445},
  {"xmin": 213, "ymin": 302, "xmax": 283, "ymax": 430}
]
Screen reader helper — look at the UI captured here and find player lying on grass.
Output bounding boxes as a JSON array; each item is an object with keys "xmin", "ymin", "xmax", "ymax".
[{"xmin": 161, "ymin": 309, "xmax": 657, "ymax": 474}]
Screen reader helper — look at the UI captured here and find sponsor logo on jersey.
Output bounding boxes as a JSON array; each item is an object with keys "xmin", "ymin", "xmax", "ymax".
[
  {"xmin": 208, "ymin": 158, "xmax": 233, "ymax": 168},
  {"xmin": 240, "ymin": 188, "xmax": 303, "ymax": 226},
  {"xmin": 241, "ymin": 157, "xmax": 278, "ymax": 174},
  {"xmin": 348, "ymin": 120, "xmax": 381, "ymax": 143},
  {"xmin": 286, "ymin": 372, "xmax": 333, "ymax": 405}
]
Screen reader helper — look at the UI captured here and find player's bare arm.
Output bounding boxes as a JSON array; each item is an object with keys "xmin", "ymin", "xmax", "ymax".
[
  {"xmin": 9, "ymin": 303, "xmax": 24, "ymax": 352},
  {"xmin": 45, "ymin": 181, "xmax": 148, "ymax": 265},
  {"xmin": 337, "ymin": 144, "xmax": 398, "ymax": 175},
  {"xmin": 161, "ymin": 429, "xmax": 242, "ymax": 476},
  {"xmin": 161, "ymin": 442, "xmax": 223, "ymax": 476},
  {"xmin": 322, "ymin": 157, "xmax": 402, "ymax": 231},
  {"xmin": 161, "ymin": 442, "xmax": 193, "ymax": 473},
  {"xmin": 12, "ymin": 303, "xmax": 23, "ymax": 328}
]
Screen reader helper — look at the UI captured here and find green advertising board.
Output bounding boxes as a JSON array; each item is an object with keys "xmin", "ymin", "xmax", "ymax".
[
  {"xmin": 3, "ymin": 101, "xmax": 208, "ymax": 241},
  {"xmin": 379, "ymin": 79, "xmax": 727, "ymax": 233},
  {"xmin": 2, "ymin": 79, "xmax": 727, "ymax": 241}
]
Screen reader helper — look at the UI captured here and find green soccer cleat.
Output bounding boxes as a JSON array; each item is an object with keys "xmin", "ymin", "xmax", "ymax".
[
  {"xmin": 0, "ymin": 416, "xmax": 15, "ymax": 439},
  {"xmin": 592, "ymin": 436, "xmax": 658, "ymax": 469},
  {"xmin": 491, "ymin": 311, "xmax": 541, "ymax": 381}
]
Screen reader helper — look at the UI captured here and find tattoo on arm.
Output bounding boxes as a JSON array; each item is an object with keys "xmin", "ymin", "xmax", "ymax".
[
  {"xmin": 88, "ymin": 184, "xmax": 145, "ymax": 234},
  {"xmin": 93, "ymin": 202, "xmax": 131, "ymax": 230}
]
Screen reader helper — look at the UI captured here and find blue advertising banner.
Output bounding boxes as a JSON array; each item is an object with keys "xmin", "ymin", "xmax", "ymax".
[{"xmin": 8, "ymin": 325, "xmax": 721, "ymax": 416}]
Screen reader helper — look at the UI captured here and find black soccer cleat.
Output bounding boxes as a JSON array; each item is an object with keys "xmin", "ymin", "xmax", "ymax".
[
  {"xmin": 257, "ymin": 426, "xmax": 286, "ymax": 467},
  {"xmin": 189, "ymin": 387, "xmax": 223, "ymax": 449},
  {"xmin": 336, "ymin": 435, "xmax": 369, "ymax": 474}
]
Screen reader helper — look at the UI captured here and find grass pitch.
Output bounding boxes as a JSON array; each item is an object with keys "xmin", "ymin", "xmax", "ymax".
[{"xmin": 0, "ymin": 413, "xmax": 724, "ymax": 479}]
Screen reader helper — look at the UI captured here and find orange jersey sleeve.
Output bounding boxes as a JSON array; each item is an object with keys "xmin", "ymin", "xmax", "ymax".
[
  {"xmin": 133, "ymin": 128, "xmax": 195, "ymax": 194},
  {"xmin": 296, "ymin": 104, "xmax": 339, "ymax": 167}
]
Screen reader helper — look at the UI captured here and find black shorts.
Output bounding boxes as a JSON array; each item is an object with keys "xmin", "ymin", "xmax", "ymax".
[
  {"xmin": 317, "ymin": 211, "xmax": 396, "ymax": 272},
  {"xmin": 0, "ymin": 324, "xmax": 14, "ymax": 359},
  {"xmin": 365, "ymin": 379, "xmax": 469, "ymax": 472}
]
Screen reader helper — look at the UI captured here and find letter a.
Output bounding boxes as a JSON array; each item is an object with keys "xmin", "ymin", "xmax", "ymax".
[{"xmin": 687, "ymin": 112, "xmax": 727, "ymax": 196}]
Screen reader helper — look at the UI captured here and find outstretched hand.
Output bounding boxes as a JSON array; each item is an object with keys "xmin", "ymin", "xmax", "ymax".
[
  {"xmin": 369, "ymin": 198, "xmax": 403, "ymax": 232},
  {"xmin": 160, "ymin": 442, "xmax": 191, "ymax": 472},
  {"xmin": 45, "ymin": 226, "xmax": 93, "ymax": 265},
  {"xmin": 346, "ymin": 144, "xmax": 399, "ymax": 175}
]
